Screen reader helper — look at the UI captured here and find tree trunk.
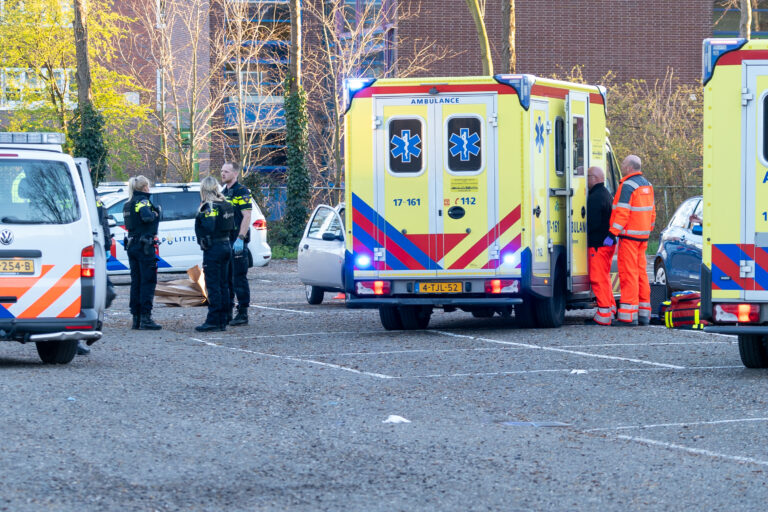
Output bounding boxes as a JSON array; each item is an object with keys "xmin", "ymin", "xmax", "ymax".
[
  {"xmin": 289, "ymin": 0, "xmax": 302, "ymax": 91},
  {"xmin": 465, "ymin": 0, "xmax": 493, "ymax": 75},
  {"xmin": 501, "ymin": 0, "xmax": 516, "ymax": 73},
  {"xmin": 741, "ymin": 0, "xmax": 752, "ymax": 39},
  {"xmin": 73, "ymin": 0, "xmax": 92, "ymax": 106}
]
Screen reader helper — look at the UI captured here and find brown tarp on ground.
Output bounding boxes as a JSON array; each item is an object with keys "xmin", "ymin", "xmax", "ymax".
[{"xmin": 154, "ymin": 265, "xmax": 208, "ymax": 307}]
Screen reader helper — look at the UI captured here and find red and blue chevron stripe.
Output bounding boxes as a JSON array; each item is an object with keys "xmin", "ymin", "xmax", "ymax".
[{"xmin": 711, "ymin": 244, "xmax": 768, "ymax": 291}]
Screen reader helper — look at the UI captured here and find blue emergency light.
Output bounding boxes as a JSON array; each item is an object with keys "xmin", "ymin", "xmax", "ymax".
[
  {"xmin": 356, "ymin": 254, "xmax": 372, "ymax": 268},
  {"xmin": 493, "ymin": 74, "xmax": 535, "ymax": 110},
  {"xmin": 343, "ymin": 77, "xmax": 376, "ymax": 114},
  {"xmin": 702, "ymin": 38, "xmax": 747, "ymax": 86}
]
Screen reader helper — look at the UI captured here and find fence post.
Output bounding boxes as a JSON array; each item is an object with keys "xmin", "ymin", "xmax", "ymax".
[{"xmin": 664, "ymin": 188, "xmax": 669, "ymax": 223}]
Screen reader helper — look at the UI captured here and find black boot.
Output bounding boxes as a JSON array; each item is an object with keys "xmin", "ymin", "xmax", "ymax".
[
  {"xmin": 195, "ymin": 322, "xmax": 225, "ymax": 332},
  {"xmin": 229, "ymin": 308, "xmax": 248, "ymax": 326},
  {"xmin": 139, "ymin": 313, "xmax": 162, "ymax": 330},
  {"xmin": 131, "ymin": 314, "xmax": 140, "ymax": 330}
]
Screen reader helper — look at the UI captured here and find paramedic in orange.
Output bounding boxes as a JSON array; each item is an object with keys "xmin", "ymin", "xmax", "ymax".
[
  {"xmin": 585, "ymin": 166, "xmax": 616, "ymax": 325},
  {"xmin": 609, "ymin": 155, "xmax": 656, "ymax": 326}
]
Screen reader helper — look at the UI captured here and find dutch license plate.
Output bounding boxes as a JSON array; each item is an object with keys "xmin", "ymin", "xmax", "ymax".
[
  {"xmin": 0, "ymin": 259, "xmax": 34, "ymax": 275},
  {"xmin": 417, "ymin": 282, "xmax": 462, "ymax": 294}
]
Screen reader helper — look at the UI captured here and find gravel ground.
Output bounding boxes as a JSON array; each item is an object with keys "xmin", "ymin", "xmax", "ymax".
[{"xmin": 0, "ymin": 260, "xmax": 767, "ymax": 511}]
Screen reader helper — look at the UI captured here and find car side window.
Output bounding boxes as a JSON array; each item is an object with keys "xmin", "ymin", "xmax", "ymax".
[
  {"xmin": 693, "ymin": 200, "xmax": 703, "ymax": 222},
  {"xmin": 307, "ymin": 207, "xmax": 334, "ymax": 239},
  {"xmin": 107, "ymin": 199, "xmax": 127, "ymax": 223},
  {"xmin": 670, "ymin": 199, "xmax": 697, "ymax": 229},
  {"xmin": 156, "ymin": 191, "xmax": 201, "ymax": 221},
  {"xmin": 326, "ymin": 214, "xmax": 344, "ymax": 240}
]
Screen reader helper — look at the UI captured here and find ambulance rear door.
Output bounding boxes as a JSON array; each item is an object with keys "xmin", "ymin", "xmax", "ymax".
[
  {"xmin": 373, "ymin": 96, "xmax": 437, "ymax": 277},
  {"xmin": 565, "ymin": 92, "xmax": 590, "ymax": 292},
  {"xmin": 437, "ymin": 93, "xmax": 499, "ymax": 278},
  {"xmin": 530, "ymin": 99, "xmax": 551, "ymax": 281},
  {"xmin": 741, "ymin": 62, "xmax": 768, "ymax": 300}
]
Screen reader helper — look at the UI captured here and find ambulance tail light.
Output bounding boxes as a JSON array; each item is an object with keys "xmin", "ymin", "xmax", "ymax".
[
  {"xmin": 485, "ymin": 279, "xmax": 519, "ymax": 294},
  {"xmin": 81, "ymin": 245, "xmax": 95, "ymax": 278},
  {"xmin": 714, "ymin": 303, "xmax": 759, "ymax": 323},
  {"xmin": 252, "ymin": 219, "xmax": 267, "ymax": 230},
  {"xmin": 343, "ymin": 77, "xmax": 376, "ymax": 113},
  {"xmin": 356, "ymin": 280, "xmax": 391, "ymax": 296}
]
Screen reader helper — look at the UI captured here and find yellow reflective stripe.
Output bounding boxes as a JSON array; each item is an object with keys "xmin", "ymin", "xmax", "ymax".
[
  {"xmin": 135, "ymin": 199, "xmax": 150, "ymax": 212},
  {"xmin": 205, "ymin": 209, "xmax": 219, "ymax": 217},
  {"xmin": 228, "ymin": 196, "xmax": 250, "ymax": 206}
]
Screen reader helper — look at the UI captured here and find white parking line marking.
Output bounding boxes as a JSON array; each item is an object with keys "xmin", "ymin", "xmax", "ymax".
[
  {"xmin": 648, "ymin": 325, "xmax": 736, "ymax": 338},
  {"xmin": 586, "ymin": 417, "xmax": 768, "ymax": 432},
  {"xmin": 399, "ymin": 365, "xmax": 743, "ymax": 379},
  {"xmin": 190, "ymin": 338, "xmax": 394, "ymax": 379},
  {"xmin": 433, "ymin": 331, "xmax": 686, "ymax": 369},
  {"xmin": 618, "ymin": 435, "xmax": 768, "ymax": 467},
  {"xmin": 249, "ymin": 330, "xmax": 390, "ymax": 340},
  {"xmin": 250, "ymin": 305, "xmax": 312, "ymax": 314}
]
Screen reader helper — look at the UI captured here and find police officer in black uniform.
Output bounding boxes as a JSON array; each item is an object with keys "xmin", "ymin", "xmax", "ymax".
[
  {"xmin": 194, "ymin": 176, "xmax": 235, "ymax": 332},
  {"xmin": 123, "ymin": 176, "xmax": 162, "ymax": 330},
  {"xmin": 221, "ymin": 162, "xmax": 252, "ymax": 326}
]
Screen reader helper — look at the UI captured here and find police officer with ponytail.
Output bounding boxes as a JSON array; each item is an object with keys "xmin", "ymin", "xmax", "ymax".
[
  {"xmin": 194, "ymin": 176, "xmax": 235, "ymax": 332},
  {"xmin": 123, "ymin": 176, "xmax": 162, "ymax": 330}
]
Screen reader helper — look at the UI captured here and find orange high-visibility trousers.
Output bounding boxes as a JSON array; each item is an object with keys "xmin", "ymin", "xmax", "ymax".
[
  {"xmin": 588, "ymin": 246, "xmax": 616, "ymax": 325},
  {"xmin": 616, "ymin": 238, "xmax": 650, "ymax": 323}
]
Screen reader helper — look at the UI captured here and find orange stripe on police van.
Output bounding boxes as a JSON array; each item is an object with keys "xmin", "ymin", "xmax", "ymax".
[
  {"xmin": 18, "ymin": 265, "xmax": 81, "ymax": 319},
  {"xmin": 57, "ymin": 297, "xmax": 82, "ymax": 319},
  {"xmin": 0, "ymin": 265, "xmax": 54, "ymax": 308}
]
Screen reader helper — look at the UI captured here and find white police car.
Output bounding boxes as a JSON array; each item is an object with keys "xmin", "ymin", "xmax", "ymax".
[
  {"xmin": 100, "ymin": 183, "xmax": 271, "ymax": 273},
  {"xmin": 0, "ymin": 132, "xmax": 107, "ymax": 364}
]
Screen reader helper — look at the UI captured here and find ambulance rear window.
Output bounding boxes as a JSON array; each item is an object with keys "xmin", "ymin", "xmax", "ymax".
[
  {"xmin": 763, "ymin": 94, "xmax": 768, "ymax": 163},
  {"xmin": 388, "ymin": 118, "xmax": 424, "ymax": 174},
  {"xmin": 0, "ymin": 160, "xmax": 79, "ymax": 225},
  {"xmin": 447, "ymin": 116, "xmax": 482, "ymax": 172}
]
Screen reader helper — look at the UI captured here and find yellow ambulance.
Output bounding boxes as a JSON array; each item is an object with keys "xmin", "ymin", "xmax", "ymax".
[
  {"xmin": 343, "ymin": 75, "xmax": 621, "ymax": 330},
  {"xmin": 701, "ymin": 38, "xmax": 768, "ymax": 367}
]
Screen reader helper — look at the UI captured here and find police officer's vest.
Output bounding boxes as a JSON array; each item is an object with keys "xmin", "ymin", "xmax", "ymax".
[
  {"xmin": 123, "ymin": 192, "xmax": 160, "ymax": 237},
  {"xmin": 196, "ymin": 200, "xmax": 235, "ymax": 240}
]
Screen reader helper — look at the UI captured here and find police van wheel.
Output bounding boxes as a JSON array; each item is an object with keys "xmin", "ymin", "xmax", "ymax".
[
  {"xmin": 35, "ymin": 340, "xmax": 78, "ymax": 365},
  {"xmin": 379, "ymin": 306, "xmax": 404, "ymax": 330},
  {"xmin": 738, "ymin": 334, "xmax": 768, "ymax": 368},
  {"xmin": 400, "ymin": 306, "xmax": 431, "ymax": 330},
  {"xmin": 535, "ymin": 270, "xmax": 566, "ymax": 328},
  {"xmin": 305, "ymin": 285, "xmax": 324, "ymax": 305}
]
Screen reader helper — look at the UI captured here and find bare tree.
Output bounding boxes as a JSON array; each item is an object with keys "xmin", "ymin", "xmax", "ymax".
[
  {"xmin": 465, "ymin": 0, "xmax": 493, "ymax": 75},
  {"xmin": 741, "ymin": 0, "xmax": 752, "ymax": 38},
  {"xmin": 501, "ymin": 0, "xmax": 516, "ymax": 73},
  {"xmin": 302, "ymin": 0, "xmax": 452, "ymax": 205},
  {"xmin": 124, "ymin": 0, "xmax": 231, "ymax": 182}
]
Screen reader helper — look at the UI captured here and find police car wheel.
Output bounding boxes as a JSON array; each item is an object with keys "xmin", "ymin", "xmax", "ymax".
[
  {"xmin": 305, "ymin": 285, "xmax": 324, "ymax": 305},
  {"xmin": 35, "ymin": 340, "xmax": 78, "ymax": 365},
  {"xmin": 654, "ymin": 260, "xmax": 671, "ymax": 297},
  {"xmin": 738, "ymin": 334, "xmax": 768, "ymax": 368},
  {"xmin": 379, "ymin": 306, "xmax": 403, "ymax": 330}
]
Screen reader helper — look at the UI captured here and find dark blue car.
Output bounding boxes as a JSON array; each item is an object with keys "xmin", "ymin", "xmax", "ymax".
[{"xmin": 653, "ymin": 196, "xmax": 703, "ymax": 295}]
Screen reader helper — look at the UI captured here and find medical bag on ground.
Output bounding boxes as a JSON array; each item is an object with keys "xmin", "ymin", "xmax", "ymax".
[{"xmin": 659, "ymin": 291, "xmax": 709, "ymax": 330}]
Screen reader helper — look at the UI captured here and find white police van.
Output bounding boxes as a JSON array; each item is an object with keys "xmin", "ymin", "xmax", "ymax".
[
  {"xmin": 0, "ymin": 133, "xmax": 106, "ymax": 364},
  {"xmin": 99, "ymin": 183, "xmax": 271, "ymax": 273}
]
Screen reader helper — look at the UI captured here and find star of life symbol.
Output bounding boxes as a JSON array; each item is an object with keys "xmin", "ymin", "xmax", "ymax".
[
  {"xmin": 390, "ymin": 130, "xmax": 422, "ymax": 163},
  {"xmin": 535, "ymin": 117, "xmax": 545, "ymax": 153},
  {"xmin": 449, "ymin": 128, "xmax": 481, "ymax": 162}
]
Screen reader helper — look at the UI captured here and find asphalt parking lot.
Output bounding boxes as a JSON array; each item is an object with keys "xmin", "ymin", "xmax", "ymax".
[{"xmin": 1, "ymin": 260, "xmax": 767, "ymax": 511}]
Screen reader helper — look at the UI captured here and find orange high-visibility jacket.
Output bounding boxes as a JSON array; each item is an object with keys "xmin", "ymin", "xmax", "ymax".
[{"xmin": 609, "ymin": 171, "xmax": 656, "ymax": 241}]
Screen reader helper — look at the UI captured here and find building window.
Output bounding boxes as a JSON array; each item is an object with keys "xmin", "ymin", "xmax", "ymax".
[{"xmin": 713, "ymin": 0, "xmax": 768, "ymax": 38}]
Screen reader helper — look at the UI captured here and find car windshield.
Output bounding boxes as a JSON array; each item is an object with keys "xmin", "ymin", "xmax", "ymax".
[{"xmin": 0, "ymin": 160, "xmax": 79, "ymax": 224}]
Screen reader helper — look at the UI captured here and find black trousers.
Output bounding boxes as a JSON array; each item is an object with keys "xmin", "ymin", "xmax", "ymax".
[
  {"xmin": 204, "ymin": 241, "xmax": 232, "ymax": 326},
  {"xmin": 128, "ymin": 242, "xmax": 157, "ymax": 315},
  {"xmin": 228, "ymin": 241, "xmax": 250, "ymax": 311}
]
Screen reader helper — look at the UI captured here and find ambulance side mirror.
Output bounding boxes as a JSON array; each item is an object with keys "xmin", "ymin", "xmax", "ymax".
[{"xmin": 691, "ymin": 224, "xmax": 703, "ymax": 236}]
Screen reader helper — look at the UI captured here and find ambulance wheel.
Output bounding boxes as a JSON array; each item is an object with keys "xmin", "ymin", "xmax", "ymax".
[
  {"xmin": 738, "ymin": 334, "xmax": 768, "ymax": 368},
  {"xmin": 535, "ymin": 270, "xmax": 566, "ymax": 328},
  {"xmin": 400, "ymin": 306, "xmax": 431, "ymax": 330},
  {"xmin": 379, "ymin": 306, "xmax": 404, "ymax": 330},
  {"xmin": 305, "ymin": 285, "xmax": 324, "ymax": 305},
  {"xmin": 35, "ymin": 340, "xmax": 78, "ymax": 365},
  {"xmin": 514, "ymin": 299, "xmax": 538, "ymax": 328}
]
